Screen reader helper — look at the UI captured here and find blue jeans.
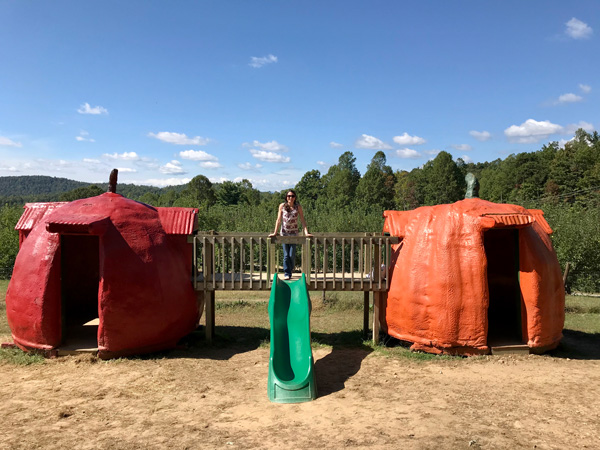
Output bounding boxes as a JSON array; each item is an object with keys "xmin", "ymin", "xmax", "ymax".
[{"xmin": 282, "ymin": 243, "xmax": 296, "ymax": 277}]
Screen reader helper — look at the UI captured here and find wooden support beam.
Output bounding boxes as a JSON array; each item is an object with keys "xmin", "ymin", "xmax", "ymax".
[
  {"xmin": 363, "ymin": 291, "xmax": 370, "ymax": 340},
  {"xmin": 205, "ymin": 290, "xmax": 215, "ymax": 342},
  {"xmin": 373, "ymin": 292, "xmax": 382, "ymax": 344}
]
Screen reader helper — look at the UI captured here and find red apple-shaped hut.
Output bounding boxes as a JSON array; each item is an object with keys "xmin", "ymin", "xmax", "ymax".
[
  {"xmin": 382, "ymin": 198, "xmax": 564, "ymax": 355},
  {"xmin": 6, "ymin": 187, "xmax": 200, "ymax": 358}
]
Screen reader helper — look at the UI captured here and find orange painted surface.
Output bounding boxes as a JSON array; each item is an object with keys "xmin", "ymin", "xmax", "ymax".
[{"xmin": 383, "ymin": 198, "xmax": 564, "ymax": 355}]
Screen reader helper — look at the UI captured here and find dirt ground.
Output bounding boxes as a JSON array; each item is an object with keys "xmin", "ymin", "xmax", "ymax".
[{"xmin": 1, "ymin": 340, "xmax": 599, "ymax": 450}]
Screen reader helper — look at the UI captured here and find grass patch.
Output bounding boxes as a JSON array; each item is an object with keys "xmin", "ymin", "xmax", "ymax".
[
  {"xmin": 371, "ymin": 344, "xmax": 457, "ymax": 361},
  {"xmin": 565, "ymin": 295, "xmax": 600, "ymax": 333},
  {"xmin": 1, "ymin": 279, "xmax": 10, "ymax": 337},
  {"xmin": 565, "ymin": 295, "xmax": 600, "ymax": 315},
  {"xmin": 0, "ymin": 348, "xmax": 45, "ymax": 366},
  {"xmin": 1, "ymin": 279, "xmax": 598, "ymax": 361}
]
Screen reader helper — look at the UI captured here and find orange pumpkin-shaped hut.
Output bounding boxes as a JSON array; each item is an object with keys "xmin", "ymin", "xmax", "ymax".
[
  {"xmin": 382, "ymin": 198, "xmax": 564, "ymax": 355},
  {"xmin": 6, "ymin": 191, "xmax": 199, "ymax": 358}
]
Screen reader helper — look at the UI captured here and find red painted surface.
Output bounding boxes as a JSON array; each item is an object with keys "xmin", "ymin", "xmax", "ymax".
[
  {"xmin": 6, "ymin": 193, "xmax": 199, "ymax": 358},
  {"xmin": 383, "ymin": 198, "xmax": 565, "ymax": 355}
]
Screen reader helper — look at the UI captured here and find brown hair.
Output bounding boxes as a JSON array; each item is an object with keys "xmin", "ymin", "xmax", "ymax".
[{"xmin": 284, "ymin": 189, "xmax": 299, "ymax": 211}]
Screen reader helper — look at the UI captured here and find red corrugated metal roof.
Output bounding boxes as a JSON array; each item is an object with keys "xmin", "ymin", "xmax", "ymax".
[
  {"xmin": 157, "ymin": 207, "xmax": 198, "ymax": 235},
  {"xmin": 528, "ymin": 209, "xmax": 553, "ymax": 234},
  {"xmin": 46, "ymin": 214, "xmax": 111, "ymax": 235},
  {"xmin": 15, "ymin": 202, "xmax": 68, "ymax": 231}
]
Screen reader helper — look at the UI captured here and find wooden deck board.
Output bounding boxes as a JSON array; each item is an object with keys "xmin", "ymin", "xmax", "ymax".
[{"xmin": 195, "ymin": 271, "xmax": 387, "ymax": 291}]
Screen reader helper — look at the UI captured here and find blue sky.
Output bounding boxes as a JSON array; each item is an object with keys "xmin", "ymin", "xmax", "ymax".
[{"xmin": 0, "ymin": 1, "xmax": 598, "ymax": 191}]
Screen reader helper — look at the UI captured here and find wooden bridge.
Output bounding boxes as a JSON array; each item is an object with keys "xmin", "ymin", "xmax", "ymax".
[{"xmin": 192, "ymin": 232, "xmax": 399, "ymax": 343}]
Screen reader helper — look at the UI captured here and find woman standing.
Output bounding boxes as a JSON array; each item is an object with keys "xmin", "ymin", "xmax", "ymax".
[{"xmin": 269, "ymin": 190, "xmax": 312, "ymax": 279}]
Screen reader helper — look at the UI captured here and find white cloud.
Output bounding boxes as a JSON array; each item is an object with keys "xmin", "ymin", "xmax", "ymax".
[
  {"xmin": 179, "ymin": 149, "xmax": 218, "ymax": 161},
  {"xmin": 250, "ymin": 149, "xmax": 291, "ymax": 163},
  {"xmin": 579, "ymin": 84, "xmax": 592, "ymax": 94},
  {"xmin": 149, "ymin": 131, "xmax": 210, "ymax": 146},
  {"xmin": 565, "ymin": 121, "xmax": 595, "ymax": 134},
  {"xmin": 200, "ymin": 161, "xmax": 223, "ymax": 169},
  {"xmin": 77, "ymin": 102, "xmax": 108, "ymax": 115},
  {"xmin": 317, "ymin": 161, "xmax": 329, "ymax": 169},
  {"xmin": 557, "ymin": 93, "xmax": 583, "ymax": 104},
  {"xmin": 0, "ymin": 136, "xmax": 22, "ymax": 147},
  {"xmin": 238, "ymin": 162, "xmax": 263, "ymax": 170},
  {"xmin": 83, "ymin": 158, "xmax": 101, "ymax": 164},
  {"xmin": 469, "ymin": 130, "xmax": 491, "ymax": 141},
  {"xmin": 355, "ymin": 134, "xmax": 392, "ymax": 150},
  {"xmin": 565, "ymin": 18, "xmax": 593, "ymax": 40},
  {"xmin": 504, "ymin": 119, "xmax": 564, "ymax": 143},
  {"xmin": 459, "ymin": 155, "xmax": 473, "ymax": 163},
  {"xmin": 329, "ymin": 141, "xmax": 344, "ymax": 149},
  {"xmin": 452, "ymin": 144, "xmax": 473, "ymax": 152},
  {"xmin": 160, "ymin": 160, "xmax": 187, "ymax": 174},
  {"xmin": 117, "ymin": 167, "xmax": 137, "ymax": 173},
  {"xmin": 0, "ymin": 165, "xmax": 19, "ymax": 172},
  {"xmin": 75, "ymin": 130, "xmax": 95, "ymax": 142},
  {"xmin": 249, "ymin": 54, "xmax": 278, "ymax": 68},
  {"xmin": 142, "ymin": 177, "xmax": 191, "ymax": 187},
  {"xmin": 395, "ymin": 148, "xmax": 421, "ymax": 159},
  {"xmin": 243, "ymin": 140, "xmax": 289, "ymax": 152},
  {"xmin": 103, "ymin": 151, "xmax": 140, "ymax": 160},
  {"xmin": 424, "ymin": 149, "xmax": 440, "ymax": 156},
  {"xmin": 393, "ymin": 132, "xmax": 426, "ymax": 146}
]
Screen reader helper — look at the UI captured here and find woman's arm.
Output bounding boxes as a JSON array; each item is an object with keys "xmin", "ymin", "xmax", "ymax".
[
  {"xmin": 298, "ymin": 205, "xmax": 312, "ymax": 237},
  {"xmin": 269, "ymin": 203, "xmax": 284, "ymax": 237}
]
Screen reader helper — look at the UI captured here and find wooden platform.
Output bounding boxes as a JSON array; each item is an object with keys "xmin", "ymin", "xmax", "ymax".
[
  {"xmin": 490, "ymin": 344, "xmax": 530, "ymax": 355},
  {"xmin": 195, "ymin": 271, "xmax": 389, "ymax": 291},
  {"xmin": 57, "ymin": 318, "xmax": 99, "ymax": 355}
]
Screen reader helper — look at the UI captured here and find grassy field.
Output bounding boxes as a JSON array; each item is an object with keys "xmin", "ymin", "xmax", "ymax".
[{"xmin": 1, "ymin": 278, "xmax": 599, "ymax": 363}]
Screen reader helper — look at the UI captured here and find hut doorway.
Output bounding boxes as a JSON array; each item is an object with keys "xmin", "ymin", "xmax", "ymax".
[
  {"xmin": 484, "ymin": 228, "xmax": 522, "ymax": 346},
  {"xmin": 60, "ymin": 235, "xmax": 100, "ymax": 352}
]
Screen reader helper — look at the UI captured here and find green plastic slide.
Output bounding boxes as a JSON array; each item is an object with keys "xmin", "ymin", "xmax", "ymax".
[{"xmin": 268, "ymin": 273, "xmax": 317, "ymax": 403}]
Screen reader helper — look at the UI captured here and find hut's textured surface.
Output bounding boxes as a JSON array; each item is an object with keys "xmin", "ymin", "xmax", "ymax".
[
  {"xmin": 6, "ymin": 193, "xmax": 199, "ymax": 358},
  {"xmin": 383, "ymin": 198, "xmax": 564, "ymax": 355}
]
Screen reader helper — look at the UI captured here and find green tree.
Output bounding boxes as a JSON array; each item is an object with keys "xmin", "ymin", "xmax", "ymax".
[
  {"xmin": 216, "ymin": 181, "xmax": 242, "ymax": 206},
  {"xmin": 0, "ymin": 205, "xmax": 21, "ymax": 277},
  {"xmin": 356, "ymin": 151, "xmax": 395, "ymax": 210},
  {"xmin": 322, "ymin": 151, "xmax": 361, "ymax": 208},
  {"xmin": 238, "ymin": 179, "xmax": 261, "ymax": 206},
  {"xmin": 394, "ymin": 168, "xmax": 425, "ymax": 211},
  {"xmin": 421, "ymin": 151, "xmax": 465, "ymax": 205},
  {"xmin": 59, "ymin": 184, "xmax": 104, "ymax": 202},
  {"xmin": 295, "ymin": 170, "xmax": 323, "ymax": 207},
  {"xmin": 178, "ymin": 175, "xmax": 217, "ymax": 208}
]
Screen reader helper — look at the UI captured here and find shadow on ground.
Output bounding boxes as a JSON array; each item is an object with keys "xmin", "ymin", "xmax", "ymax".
[
  {"xmin": 313, "ymin": 343, "xmax": 372, "ymax": 398},
  {"xmin": 550, "ymin": 329, "xmax": 600, "ymax": 360}
]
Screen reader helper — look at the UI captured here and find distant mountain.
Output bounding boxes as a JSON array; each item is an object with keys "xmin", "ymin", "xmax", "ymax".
[
  {"xmin": 0, "ymin": 175, "xmax": 89, "ymax": 197},
  {"xmin": 0, "ymin": 175, "xmax": 177, "ymax": 205}
]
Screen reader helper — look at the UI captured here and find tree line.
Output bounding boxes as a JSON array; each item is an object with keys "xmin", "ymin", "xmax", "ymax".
[{"xmin": 1, "ymin": 128, "xmax": 600, "ymax": 290}]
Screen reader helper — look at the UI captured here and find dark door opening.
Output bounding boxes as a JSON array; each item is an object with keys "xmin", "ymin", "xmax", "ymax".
[
  {"xmin": 60, "ymin": 235, "xmax": 100, "ymax": 351},
  {"xmin": 484, "ymin": 228, "xmax": 522, "ymax": 346}
]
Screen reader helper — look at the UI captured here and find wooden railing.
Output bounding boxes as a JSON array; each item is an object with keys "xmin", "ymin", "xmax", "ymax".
[{"xmin": 192, "ymin": 232, "xmax": 400, "ymax": 292}]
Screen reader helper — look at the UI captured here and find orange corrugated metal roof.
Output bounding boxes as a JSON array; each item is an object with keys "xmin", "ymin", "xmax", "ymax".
[
  {"xmin": 15, "ymin": 202, "xmax": 68, "ymax": 231},
  {"xmin": 481, "ymin": 213, "xmax": 534, "ymax": 228},
  {"xmin": 157, "ymin": 207, "xmax": 198, "ymax": 235},
  {"xmin": 528, "ymin": 209, "xmax": 553, "ymax": 234}
]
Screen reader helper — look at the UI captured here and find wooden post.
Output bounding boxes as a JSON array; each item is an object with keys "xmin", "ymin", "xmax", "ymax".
[
  {"xmin": 203, "ymin": 238, "xmax": 216, "ymax": 342},
  {"xmin": 363, "ymin": 291, "xmax": 370, "ymax": 340},
  {"xmin": 267, "ymin": 237, "xmax": 275, "ymax": 286},
  {"xmin": 563, "ymin": 262, "xmax": 571, "ymax": 290},
  {"xmin": 205, "ymin": 291, "xmax": 215, "ymax": 341},
  {"xmin": 373, "ymin": 292, "xmax": 382, "ymax": 344}
]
